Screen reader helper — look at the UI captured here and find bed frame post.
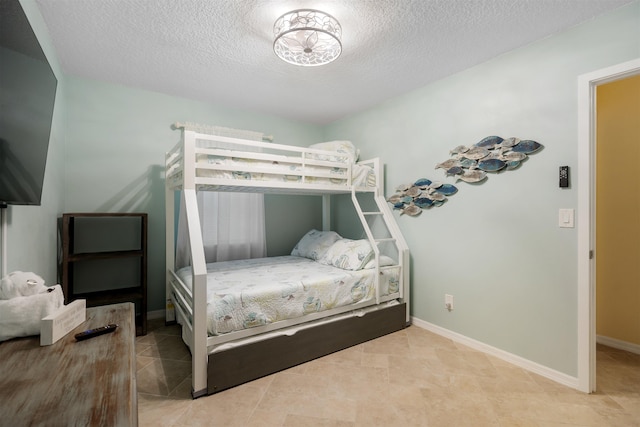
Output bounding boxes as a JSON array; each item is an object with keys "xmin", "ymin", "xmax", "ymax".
[
  {"xmin": 183, "ymin": 189, "xmax": 208, "ymax": 398},
  {"xmin": 182, "ymin": 127, "xmax": 208, "ymax": 397},
  {"xmin": 165, "ymin": 186, "xmax": 175, "ymax": 323}
]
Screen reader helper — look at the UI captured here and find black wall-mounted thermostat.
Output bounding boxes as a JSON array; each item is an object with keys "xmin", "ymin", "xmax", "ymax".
[{"xmin": 559, "ymin": 166, "xmax": 570, "ymax": 188}]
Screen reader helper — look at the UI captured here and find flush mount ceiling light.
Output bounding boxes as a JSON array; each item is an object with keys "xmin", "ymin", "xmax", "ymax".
[{"xmin": 273, "ymin": 9, "xmax": 342, "ymax": 67}]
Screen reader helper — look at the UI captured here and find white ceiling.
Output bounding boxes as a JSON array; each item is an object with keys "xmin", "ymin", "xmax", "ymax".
[{"xmin": 35, "ymin": 0, "xmax": 632, "ymax": 124}]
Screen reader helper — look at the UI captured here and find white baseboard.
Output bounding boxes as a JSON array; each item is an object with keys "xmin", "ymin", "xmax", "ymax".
[
  {"xmin": 410, "ymin": 316, "xmax": 580, "ymax": 391},
  {"xmin": 596, "ymin": 335, "xmax": 640, "ymax": 355}
]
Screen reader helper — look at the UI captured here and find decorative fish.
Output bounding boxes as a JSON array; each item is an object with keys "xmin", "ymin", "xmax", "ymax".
[
  {"xmin": 428, "ymin": 192, "xmax": 446, "ymax": 201},
  {"xmin": 390, "ymin": 175, "xmax": 459, "ymax": 215},
  {"xmin": 475, "ymin": 135, "xmax": 504, "ymax": 149},
  {"xmin": 414, "ymin": 178, "xmax": 432, "ymax": 187},
  {"xmin": 477, "ymin": 158, "xmax": 506, "ymax": 172},
  {"xmin": 459, "ymin": 158, "xmax": 478, "ymax": 168},
  {"xmin": 405, "ymin": 186, "xmax": 421, "ymax": 197},
  {"xmin": 498, "ymin": 137, "xmax": 520, "ymax": 148},
  {"xmin": 387, "ymin": 194, "xmax": 403, "ymax": 204},
  {"xmin": 505, "ymin": 160, "xmax": 521, "ymax": 169},
  {"xmin": 396, "ymin": 183, "xmax": 411, "ymax": 192},
  {"xmin": 434, "ymin": 184, "xmax": 458, "ymax": 196},
  {"xmin": 457, "ymin": 169, "xmax": 487, "ymax": 183},
  {"xmin": 484, "ymin": 151, "xmax": 502, "ymax": 160},
  {"xmin": 500, "ymin": 151, "xmax": 527, "ymax": 162},
  {"xmin": 431, "ymin": 135, "xmax": 542, "ymax": 191},
  {"xmin": 401, "ymin": 204, "xmax": 422, "ymax": 216},
  {"xmin": 511, "ymin": 140, "xmax": 542, "ymax": 154},
  {"xmin": 413, "ymin": 198, "xmax": 433, "ymax": 208},
  {"xmin": 461, "ymin": 147, "xmax": 490, "ymax": 160},
  {"xmin": 449, "ymin": 145, "xmax": 469, "ymax": 155},
  {"xmin": 435, "ymin": 159, "xmax": 460, "ymax": 170},
  {"xmin": 445, "ymin": 166, "xmax": 464, "ymax": 176}
]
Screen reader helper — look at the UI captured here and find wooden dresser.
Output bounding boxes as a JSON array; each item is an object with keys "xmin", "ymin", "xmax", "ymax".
[{"xmin": 0, "ymin": 303, "xmax": 137, "ymax": 426}]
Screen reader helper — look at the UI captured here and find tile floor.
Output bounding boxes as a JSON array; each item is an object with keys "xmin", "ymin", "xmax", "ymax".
[{"xmin": 136, "ymin": 319, "xmax": 640, "ymax": 426}]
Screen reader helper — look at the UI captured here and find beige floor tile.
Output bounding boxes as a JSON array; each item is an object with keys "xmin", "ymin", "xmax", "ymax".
[
  {"xmin": 355, "ymin": 400, "xmax": 429, "ymax": 426},
  {"xmin": 137, "ymin": 354, "xmax": 156, "ymax": 371},
  {"xmin": 496, "ymin": 417, "xmax": 540, "ymax": 427},
  {"xmin": 283, "ymin": 414, "xmax": 355, "ymax": 426},
  {"xmin": 137, "ymin": 359, "xmax": 192, "ymax": 396},
  {"xmin": 169, "ymin": 377, "xmax": 194, "ymax": 399},
  {"xmin": 135, "ymin": 322, "xmax": 640, "ymax": 427},
  {"xmin": 321, "ymin": 344, "xmax": 364, "ymax": 366},
  {"xmin": 362, "ymin": 330, "xmax": 410, "ymax": 354},
  {"xmin": 138, "ymin": 393, "xmax": 192, "ymax": 427},
  {"xmin": 174, "ymin": 401, "xmax": 255, "ymax": 426},
  {"xmin": 361, "ymin": 351, "xmax": 389, "ymax": 368},
  {"xmin": 246, "ymin": 408, "xmax": 289, "ymax": 426},
  {"xmin": 138, "ymin": 335, "xmax": 191, "ymax": 360},
  {"xmin": 388, "ymin": 354, "xmax": 445, "ymax": 388}
]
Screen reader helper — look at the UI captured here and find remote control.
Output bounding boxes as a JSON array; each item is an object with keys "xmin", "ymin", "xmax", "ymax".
[{"xmin": 75, "ymin": 324, "xmax": 118, "ymax": 341}]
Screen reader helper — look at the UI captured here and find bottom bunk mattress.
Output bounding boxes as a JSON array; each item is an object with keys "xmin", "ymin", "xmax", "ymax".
[{"xmin": 175, "ymin": 255, "xmax": 400, "ymax": 336}]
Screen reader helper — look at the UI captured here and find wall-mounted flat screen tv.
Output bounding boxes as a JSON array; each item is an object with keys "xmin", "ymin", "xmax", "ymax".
[{"xmin": 0, "ymin": 0, "xmax": 58, "ymax": 206}]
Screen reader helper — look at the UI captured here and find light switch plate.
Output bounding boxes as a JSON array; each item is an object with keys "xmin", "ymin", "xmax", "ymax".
[{"xmin": 559, "ymin": 208, "xmax": 575, "ymax": 228}]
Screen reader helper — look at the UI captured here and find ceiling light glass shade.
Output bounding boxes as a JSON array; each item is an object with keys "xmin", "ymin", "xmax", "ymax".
[{"xmin": 273, "ymin": 9, "xmax": 342, "ymax": 67}]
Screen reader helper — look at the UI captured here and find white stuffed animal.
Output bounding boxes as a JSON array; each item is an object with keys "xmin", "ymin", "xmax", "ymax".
[
  {"xmin": 0, "ymin": 272, "xmax": 64, "ymax": 341},
  {"xmin": 0, "ymin": 271, "xmax": 47, "ymax": 300}
]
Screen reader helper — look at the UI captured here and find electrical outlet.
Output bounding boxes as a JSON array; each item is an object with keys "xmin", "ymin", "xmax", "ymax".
[{"xmin": 445, "ymin": 294, "xmax": 454, "ymax": 311}]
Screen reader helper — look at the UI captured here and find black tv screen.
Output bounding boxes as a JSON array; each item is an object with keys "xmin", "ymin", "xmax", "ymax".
[{"xmin": 0, "ymin": 0, "xmax": 58, "ymax": 206}]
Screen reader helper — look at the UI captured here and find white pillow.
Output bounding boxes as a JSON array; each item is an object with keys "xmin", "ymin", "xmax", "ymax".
[
  {"xmin": 307, "ymin": 140, "xmax": 359, "ymax": 162},
  {"xmin": 291, "ymin": 229, "xmax": 341, "ymax": 261},
  {"xmin": 363, "ymin": 255, "xmax": 397, "ymax": 269},
  {"xmin": 319, "ymin": 239, "xmax": 374, "ymax": 271}
]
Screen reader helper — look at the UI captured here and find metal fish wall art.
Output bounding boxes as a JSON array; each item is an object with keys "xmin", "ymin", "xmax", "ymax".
[
  {"xmin": 387, "ymin": 178, "xmax": 458, "ymax": 216},
  {"xmin": 390, "ymin": 135, "xmax": 542, "ymax": 218},
  {"xmin": 435, "ymin": 135, "xmax": 543, "ymax": 184}
]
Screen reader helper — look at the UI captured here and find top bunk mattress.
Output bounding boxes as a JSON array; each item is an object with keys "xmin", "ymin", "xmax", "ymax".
[{"xmin": 175, "ymin": 255, "xmax": 400, "ymax": 336}]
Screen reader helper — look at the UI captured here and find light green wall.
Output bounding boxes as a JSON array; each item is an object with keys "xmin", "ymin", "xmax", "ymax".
[
  {"xmin": 13, "ymin": 0, "xmax": 639, "ymax": 380},
  {"xmin": 63, "ymin": 77, "xmax": 323, "ymax": 311},
  {"xmin": 324, "ymin": 2, "xmax": 640, "ymax": 376},
  {"xmin": 2, "ymin": 0, "xmax": 65, "ymax": 285},
  {"xmin": 265, "ymin": 195, "xmax": 323, "ymax": 257}
]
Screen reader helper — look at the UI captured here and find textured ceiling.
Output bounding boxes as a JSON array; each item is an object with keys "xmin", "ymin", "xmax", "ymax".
[{"xmin": 35, "ymin": 0, "xmax": 632, "ymax": 124}]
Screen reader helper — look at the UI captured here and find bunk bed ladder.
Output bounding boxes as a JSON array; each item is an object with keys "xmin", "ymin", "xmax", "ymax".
[{"xmin": 350, "ymin": 189, "xmax": 410, "ymax": 320}]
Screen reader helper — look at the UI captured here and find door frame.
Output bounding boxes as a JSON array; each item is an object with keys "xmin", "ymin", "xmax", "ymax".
[{"xmin": 577, "ymin": 58, "xmax": 640, "ymax": 393}]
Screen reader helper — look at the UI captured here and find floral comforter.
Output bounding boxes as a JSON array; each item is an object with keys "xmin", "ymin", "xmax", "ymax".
[{"xmin": 176, "ymin": 256, "xmax": 399, "ymax": 335}]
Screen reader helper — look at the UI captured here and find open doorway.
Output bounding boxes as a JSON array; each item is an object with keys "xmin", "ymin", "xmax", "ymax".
[
  {"xmin": 577, "ymin": 58, "xmax": 640, "ymax": 393},
  {"xmin": 595, "ymin": 74, "xmax": 640, "ymax": 351}
]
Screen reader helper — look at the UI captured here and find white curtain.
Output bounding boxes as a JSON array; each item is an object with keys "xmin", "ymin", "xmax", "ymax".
[
  {"xmin": 174, "ymin": 123, "xmax": 268, "ymax": 269},
  {"xmin": 175, "ymin": 191, "xmax": 266, "ymax": 269}
]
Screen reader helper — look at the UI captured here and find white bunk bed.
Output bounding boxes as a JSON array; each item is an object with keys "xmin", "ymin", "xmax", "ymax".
[{"xmin": 165, "ymin": 124, "xmax": 410, "ymax": 398}]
